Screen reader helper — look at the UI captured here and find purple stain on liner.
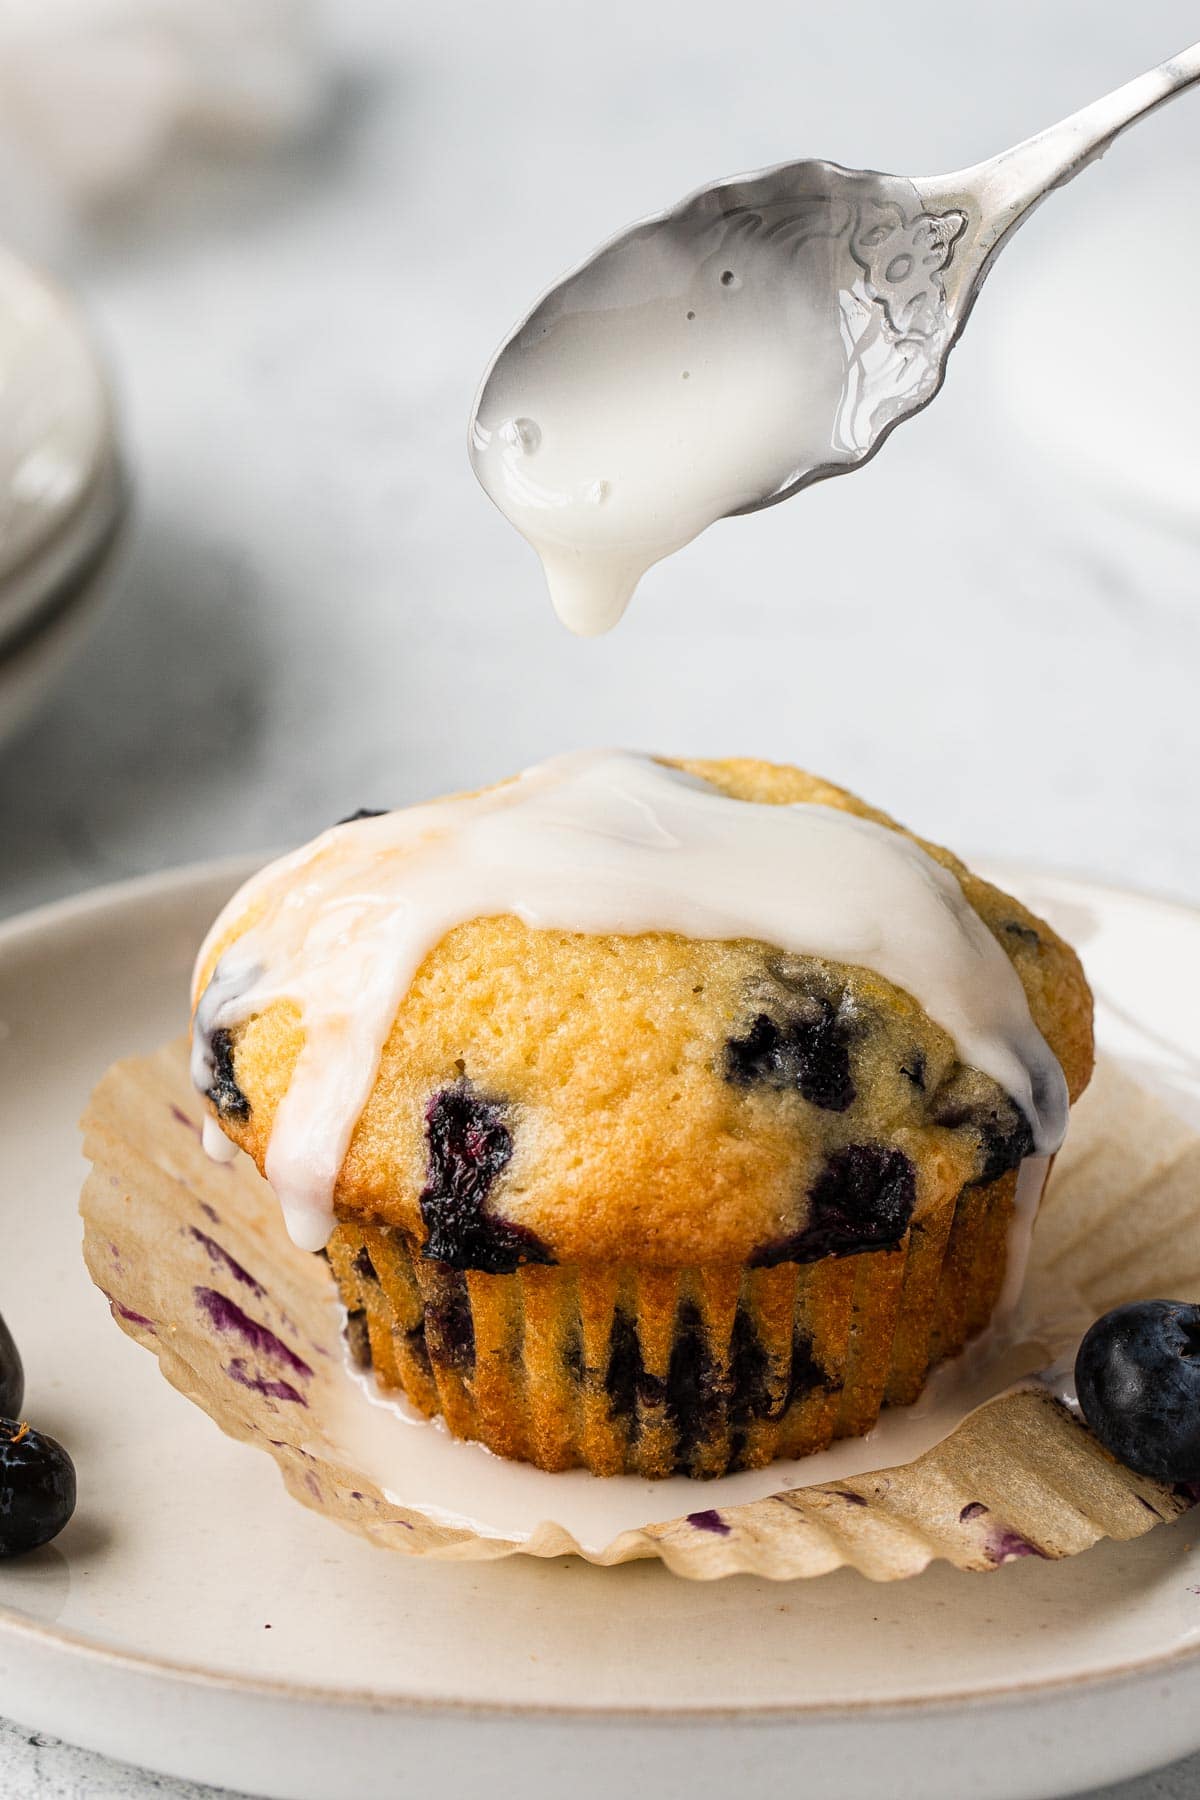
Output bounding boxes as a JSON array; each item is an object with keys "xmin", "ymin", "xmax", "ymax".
[
  {"xmin": 199, "ymin": 1201, "xmax": 220, "ymax": 1224},
  {"xmin": 838, "ymin": 1490, "xmax": 868, "ymax": 1507},
  {"xmin": 686, "ymin": 1509, "xmax": 732, "ymax": 1537},
  {"xmin": 109, "ymin": 1297, "xmax": 156, "ymax": 1332},
  {"xmin": 193, "ymin": 1287, "xmax": 313, "ymax": 1380},
  {"xmin": 226, "ymin": 1358, "xmax": 307, "ymax": 1406},
  {"xmin": 990, "ymin": 1529, "xmax": 1048, "ymax": 1562},
  {"xmin": 170, "ymin": 1104, "xmax": 201, "ymax": 1137},
  {"xmin": 959, "ymin": 1501, "xmax": 989, "ymax": 1523},
  {"xmin": 304, "ymin": 1471, "xmax": 322, "ymax": 1501},
  {"xmin": 188, "ymin": 1228, "xmax": 266, "ymax": 1299}
]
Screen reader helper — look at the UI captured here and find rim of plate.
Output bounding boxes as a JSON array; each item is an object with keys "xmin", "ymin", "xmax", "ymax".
[{"xmin": 2, "ymin": 853, "xmax": 1199, "ymax": 1722}]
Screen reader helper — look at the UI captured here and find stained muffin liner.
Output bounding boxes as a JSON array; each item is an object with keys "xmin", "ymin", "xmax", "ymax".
[
  {"xmin": 80, "ymin": 1041, "xmax": 1199, "ymax": 1581},
  {"xmin": 325, "ymin": 1164, "xmax": 1015, "ymax": 1480}
]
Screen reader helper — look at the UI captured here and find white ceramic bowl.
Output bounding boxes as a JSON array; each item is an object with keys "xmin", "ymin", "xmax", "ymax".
[
  {"xmin": 0, "ymin": 245, "xmax": 122, "ymax": 652},
  {"xmin": 0, "ymin": 493, "xmax": 127, "ymax": 753}
]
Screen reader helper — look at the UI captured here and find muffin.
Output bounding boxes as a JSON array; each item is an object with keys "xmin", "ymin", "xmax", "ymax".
[{"xmin": 190, "ymin": 752, "xmax": 1093, "ymax": 1478}]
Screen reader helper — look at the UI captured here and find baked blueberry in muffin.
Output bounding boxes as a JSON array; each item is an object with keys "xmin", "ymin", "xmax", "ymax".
[{"xmin": 191, "ymin": 752, "xmax": 1092, "ymax": 1477}]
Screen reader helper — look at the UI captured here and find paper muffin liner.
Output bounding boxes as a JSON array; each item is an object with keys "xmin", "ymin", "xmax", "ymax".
[
  {"xmin": 325, "ymin": 1165, "xmax": 1015, "ymax": 1480},
  {"xmin": 80, "ymin": 1041, "xmax": 1200, "ymax": 1581}
]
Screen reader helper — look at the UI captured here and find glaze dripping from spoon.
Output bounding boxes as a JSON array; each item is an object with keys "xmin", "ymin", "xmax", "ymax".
[{"xmin": 469, "ymin": 42, "xmax": 1200, "ymax": 636}]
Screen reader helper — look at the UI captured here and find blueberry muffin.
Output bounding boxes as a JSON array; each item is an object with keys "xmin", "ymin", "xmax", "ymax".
[{"xmin": 192, "ymin": 755, "xmax": 1093, "ymax": 1478}]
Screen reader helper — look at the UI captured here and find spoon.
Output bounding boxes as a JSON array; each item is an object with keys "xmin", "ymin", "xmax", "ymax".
[{"xmin": 469, "ymin": 41, "xmax": 1200, "ymax": 637}]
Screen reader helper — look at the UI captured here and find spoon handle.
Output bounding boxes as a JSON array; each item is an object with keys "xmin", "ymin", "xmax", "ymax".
[{"xmin": 921, "ymin": 40, "xmax": 1200, "ymax": 271}]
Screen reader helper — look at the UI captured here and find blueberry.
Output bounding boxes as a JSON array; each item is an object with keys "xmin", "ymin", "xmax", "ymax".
[
  {"xmin": 344, "ymin": 1308, "xmax": 371, "ymax": 1369},
  {"xmin": 752, "ymin": 1144, "xmax": 916, "ymax": 1266},
  {"xmin": 727, "ymin": 1307, "xmax": 771, "ymax": 1420},
  {"xmin": 933, "ymin": 1092, "xmax": 1034, "ymax": 1184},
  {"xmin": 423, "ymin": 1268, "xmax": 476, "ymax": 1371},
  {"xmin": 1075, "ymin": 1301, "xmax": 1200, "ymax": 1484},
  {"xmin": 728, "ymin": 1312, "xmax": 830, "ymax": 1421},
  {"xmin": 725, "ymin": 999, "xmax": 855, "ymax": 1112},
  {"xmin": 0, "ymin": 1420, "xmax": 76, "ymax": 1558},
  {"xmin": 0, "ymin": 1313, "xmax": 23, "ymax": 1419},
  {"xmin": 604, "ymin": 1307, "xmax": 659, "ymax": 1420},
  {"xmin": 420, "ymin": 1081, "xmax": 554, "ymax": 1274},
  {"xmin": 562, "ymin": 1325, "xmax": 584, "ymax": 1383},
  {"xmin": 665, "ymin": 1300, "xmax": 724, "ymax": 1465},
  {"xmin": 206, "ymin": 1028, "xmax": 250, "ymax": 1122},
  {"xmin": 973, "ymin": 1105, "xmax": 1035, "ymax": 1185},
  {"xmin": 602, "ymin": 1304, "xmax": 832, "ymax": 1470}
]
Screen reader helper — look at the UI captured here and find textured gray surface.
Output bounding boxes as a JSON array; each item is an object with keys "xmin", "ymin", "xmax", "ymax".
[
  {"xmin": 0, "ymin": 1711, "xmax": 1197, "ymax": 1800},
  {"xmin": 1, "ymin": 0, "xmax": 1199, "ymax": 1794},
  {"xmin": 3, "ymin": 1710, "xmax": 1200, "ymax": 1800},
  {"xmin": 0, "ymin": 1719, "xmax": 241, "ymax": 1798}
]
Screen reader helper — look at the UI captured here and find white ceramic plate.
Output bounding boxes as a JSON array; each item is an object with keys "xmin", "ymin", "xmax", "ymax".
[{"xmin": 0, "ymin": 861, "xmax": 1198, "ymax": 1800}]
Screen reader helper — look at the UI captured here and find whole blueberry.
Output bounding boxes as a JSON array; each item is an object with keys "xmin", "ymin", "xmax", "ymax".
[
  {"xmin": 0, "ymin": 1419, "xmax": 76, "ymax": 1557},
  {"xmin": 0, "ymin": 1313, "xmax": 22, "ymax": 1419},
  {"xmin": 1075, "ymin": 1300, "xmax": 1200, "ymax": 1484}
]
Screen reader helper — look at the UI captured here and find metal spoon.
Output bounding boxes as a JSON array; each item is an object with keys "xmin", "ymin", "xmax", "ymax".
[{"xmin": 470, "ymin": 42, "xmax": 1200, "ymax": 634}]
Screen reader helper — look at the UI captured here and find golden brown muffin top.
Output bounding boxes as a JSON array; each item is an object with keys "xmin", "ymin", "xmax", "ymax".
[{"xmin": 193, "ymin": 757, "xmax": 1093, "ymax": 1269}]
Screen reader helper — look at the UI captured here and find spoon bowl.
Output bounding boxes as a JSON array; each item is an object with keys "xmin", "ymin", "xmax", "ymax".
[{"xmin": 470, "ymin": 41, "xmax": 1200, "ymax": 635}]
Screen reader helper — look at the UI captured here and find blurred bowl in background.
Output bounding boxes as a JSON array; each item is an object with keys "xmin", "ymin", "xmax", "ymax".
[
  {"xmin": 0, "ymin": 243, "xmax": 127, "ymax": 750},
  {"xmin": 0, "ymin": 498, "xmax": 126, "ymax": 752},
  {"xmin": 991, "ymin": 172, "xmax": 1199, "ymax": 534}
]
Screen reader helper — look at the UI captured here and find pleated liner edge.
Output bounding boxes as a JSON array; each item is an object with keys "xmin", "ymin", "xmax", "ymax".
[{"xmin": 328, "ymin": 1169, "xmax": 1017, "ymax": 1479}]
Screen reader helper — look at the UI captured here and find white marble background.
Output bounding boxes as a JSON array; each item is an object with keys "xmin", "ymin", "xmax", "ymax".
[{"xmin": 1, "ymin": 0, "xmax": 1198, "ymax": 1794}]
